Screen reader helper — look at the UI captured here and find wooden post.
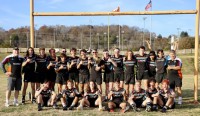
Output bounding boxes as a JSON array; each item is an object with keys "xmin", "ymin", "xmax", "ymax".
[
  {"xmin": 30, "ymin": 0, "xmax": 34, "ymax": 48},
  {"xmin": 194, "ymin": 0, "xmax": 200, "ymax": 102}
]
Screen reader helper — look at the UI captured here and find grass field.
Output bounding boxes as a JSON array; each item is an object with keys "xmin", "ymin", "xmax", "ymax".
[{"xmin": 0, "ymin": 53, "xmax": 199, "ymax": 116}]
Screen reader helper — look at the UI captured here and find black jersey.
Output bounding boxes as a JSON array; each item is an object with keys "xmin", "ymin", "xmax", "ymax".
[
  {"xmin": 156, "ymin": 57, "xmax": 167, "ymax": 74},
  {"xmin": 77, "ymin": 57, "xmax": 89, "ymax": 75},
  {"xmin": 135, "ymin": 54, "xmax": 149, "ymax": 71},
  {"xmin": 148, "ymin": 59, "xmax": 156, "ymax": 76},
  {"xmin": 89, "ymin": 57, "xmax": 104, "ymax": 76},
  {"xmin": 146, "ymin": 88, "xmax": 158, "ymax": 98},
  {"xmin": 103, "ymin": 57, "xmax": 113, "ymax": 73},
  {"xmin": 123, "ymin": 58, "xmax": 136, "ymax": 74},
  {"xmin": 62, "ymin": 88, "xmax": 80, "ymax": 98},
  {"xmin": 23, "ymin": 55, "xmax": 36, "ymax": 73},
  {"xmin": 47, "ymin": 56, "xmax": 57, "ymax": 73},
  {"xmin": 1, "ymin": 54, "xmax": 24, "ymax": 78},
  {"xmin": 159, "ymin": 89, "xmax": 175, "ymax": 99},
  {"xmin": 37, "ymin": 88, "xmax": 52, "ymax": 98},
  {"xmin": 131, "ymin": 89, "xmax": 146, "ymax": 100},
  {"xmin": 166, "ymin": 59, "xmax": 181, "ymax": 76},
  {"xmin": 111, "ymin": 55, "xmax": 123, "ymax": 73},
  {"xmin": 85, "ymin": 90, "xmax": 99, "ymax": 99},
  {"xmin": 111, "ymin": 88, "xmax": 125, "ymax": 103},
  {"xmin": 68, "ymin": 56, "xmax": 79, "ymax": 73},
  {"xmin": 54, "ymin": 61, "xmax": 68, "ymax": 74},
  {"xmin": 35, "ymin": 55, "xmax": 47, "ymax": 73}
]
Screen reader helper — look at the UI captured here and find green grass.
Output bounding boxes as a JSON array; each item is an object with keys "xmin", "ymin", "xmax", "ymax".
[{"xmin": 0, "ymin": 53, "xmax": 200, "ymax": 115}]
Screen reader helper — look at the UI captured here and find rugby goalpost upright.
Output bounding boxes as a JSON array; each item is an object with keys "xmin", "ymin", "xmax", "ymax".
[{"xmin": 30, "ymin": 0, "xmax": 200, "ymax": 102}]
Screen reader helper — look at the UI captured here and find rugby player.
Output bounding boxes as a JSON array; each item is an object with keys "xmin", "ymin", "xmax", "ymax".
[
  {"xmin": 111, "ymin": 48, "xmax": 124, "ymax": 88},
  {"xmin": 55, "ymin": 53, "xmax": 69, "ymax": 93},
  {"xmin": 68, "ymin": 48, "xmax": 79, "ymax": 89},
  {"xmin": 77, "ymin": 49, "xmax": 90, "ymax": 94},
  {"xmin": 107, "ymin": 80, "xmax": 129, "ymax": 113},
  {"xmin": 35, "ymin": 81, "xmax": 57, "ymax": 111},
  {"xmin": 77, "ymin": 81, "xmax": 103, "ymax": 111},
  {"xmin": 1, "ymin": 47, "xmax": 24, "ymax": 107},
  {"xmin": 123, "ymin": 50, "xmax": 136, "ymax": 96},
  {"xmin": 22, "ymin": 47, "xmax": 37, "ymax": 104}
]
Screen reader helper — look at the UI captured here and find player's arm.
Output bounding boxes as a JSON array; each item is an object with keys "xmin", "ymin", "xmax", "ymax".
[
  {"xmin": 35, "ymin": 87, "xmax": 44, "ymax": 98},
  {"xmin": 108, "ymin": 90, "xmax": 113, "ymax": 100}
]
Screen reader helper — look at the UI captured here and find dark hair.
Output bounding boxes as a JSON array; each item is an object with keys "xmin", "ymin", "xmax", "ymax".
[
  {"xmin": 60, "ymin": 53, "xmax": 67, "ymax": 58},
  {"xmin": 39, "ymin": 47, "xmax": 45, "ymax": 51},
  {"xmin": 148, "ymin": 78, "xmax": 156, "ymax": 87},
  {"xmin": 70, "ymin": 48, "xmax": 77, "ymax": 52},
  {"xmin": 49, "ymin": 48, "xmax": 55, "ymax": 53},
  {"xmin": 26, "ymin": 47, "xmax": 35, "ymax": 57},
  {"xmin": 149, "ymin": 51, "xmax": 156, "ymax": 61},
  {"xmin": 139, "ymin": 46, "xmax": 145, "ymax": 50},
  {"xmin": 88, "ymin": 81, "xmax": 98, "ymax": 92},
  {"xmin": 114, "ymin": 48, "xmax": 120, "ymax": 51},
  {"xmin": 157, "ymin": 49, "xmax": 163, "ymax": 54},
  {"xmin": 170, "ymin": 50, "xmax": 176, "ymax": 54},
  {"xmin": 103, "ymin": 49, "xmax": 108, "ymax": 52},
  {"xmin": 80, "ymin": 49, "xmax": 87, "ymax": 53}
]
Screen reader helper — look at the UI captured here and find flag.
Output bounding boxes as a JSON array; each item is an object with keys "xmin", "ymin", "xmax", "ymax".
[
  {"xmin": 112, "ymin": 6, "xmax": 120, "ymax": 12},
  {"xmin": 145, "ymin": 0, "xmax": 152, "ymax": 11}
]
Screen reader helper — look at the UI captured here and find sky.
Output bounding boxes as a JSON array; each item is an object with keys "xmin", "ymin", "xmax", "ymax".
[{"xmin": 0, "ymin": 0, "xmax": 197, "ymax": 37}]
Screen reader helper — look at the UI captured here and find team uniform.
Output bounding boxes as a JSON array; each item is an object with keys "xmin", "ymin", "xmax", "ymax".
[
  {"xmin": 85, "ymin": 90, "xmax": 100, "ymax": 107},
  {"xmin": 89, "ymin": 57, "xmax": 104, "ymax": 85},
  {"xmin": 37, "ymin": 88, "xmax": 53, "ymax": 106},
  {"xmin": 62, "ymin": 88, "xmax": 81, "ymax": 107},
  {"xmin": 22, "ymin": 55, "xmax": 36, "ymax": 83},
  {"xmin": 159, "ymin": 89, "xmax": 175, "ymax": 109},
  {"xmin": 135, "ymin": 54, "xmax": 149, "ymax": 80},
  {"xmin": 146, "ymin": 88, "xmax": 158, "ymax": 100},
  {"xmin": 1, "ymin": 54, "xmax": 24, "ymax": 91},
  {"xmin": 55, "ymin": 61, "xmax": 69, "ymax": 85},
  {"xmin": 123, "ymin": 57, "xmax": 137, "ymax": 84},
  {"xmin": 111, "ymin": 55, "xmax": 124, "ymax": 81},
  {"xmin": 46, "ymin": 56, "xmax": 57, "ymax": 83},
  {"xmin": 148, "ymin": 59, "xmax": 156, "ymax": 78},
  {"xmin": 130, "ymin": 89, "xmax": 146, "ymax": 107},
  {"xmin": 155, "ymin": 57, "xmax": 167, "ymax": 83},
  {"xmin": 103, "ymin": 57, "xmax": 114, "ymax": 83},
  {"xmin": 77, "ymin": 58, "xmax": 90, "ymax": 84},
  {"xmin": 166, "ymin": 59, "xmax": 182, "ymax": 89},
  {"xmin": 68, "ymin": 56, "xmax": 79, "ymax": 83},
  {"xmin": 110, "ymin": 88, "xmax": 126, "ymax": 107},
  {"xmin": 35, "ymin": 55, "xmax": 47, "ymax": 83}
]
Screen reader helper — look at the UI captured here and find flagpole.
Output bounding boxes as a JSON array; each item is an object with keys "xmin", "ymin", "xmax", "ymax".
[
  {"xmin": 108, "ymin": 15, "xmax": 110, "ymax": 50},
  {"xmin": 150, "ymin": 0, "xmax": 152, "ymax": 49}
]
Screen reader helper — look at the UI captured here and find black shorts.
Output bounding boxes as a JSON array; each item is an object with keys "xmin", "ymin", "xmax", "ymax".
[
  {"xmin": 104, "ymin": 72, "xmax": 114, "ymax": 83},
  {"xmin": 66, "ymin": 97, "xmax": 78, "ymax": 107},
  {"xmin": 24, "ymin": 72, "xmax": 36, "ymax": 82},
  {"xmin": 42, "ymin": 97, "xmax": 50, "ymax": 107},
  {"xmin": 168, "ymin": 75, "xmax": 182, "ymax": 89},
  {"xmin": 88, "ymin": 98, "xmax": 98, "ymax": 107},
  {"xmin": 124, "ymin": 73, "xmax": 135, "ymax": 84},
  {"xmin": 90, "ymin": 74, "xmax": 102, "ymax": 85},
  {"xmin": 46, "ymin": 72, "xmax": 56, "ymax": 82},
  {"xmin": 134, "ymin": 98, "xmax": 144, "ymax": 108},
  {"xmin": 136, "ymin": 70, "xmax": 149, "ymax": 80},
  {"xmin": 7, "ymin": 77, "xmax": 22, "ymax": 91},
  {"xmin": 69, "ymin": 73, "xmax": 79, "ymax": 83},
  {"xmin": 155, "ymin": 73, "xmax": 167, "ymax": 83},
  {"xmin": 114, "ymin": 72, "xmax": 124, "ymax": 82},
  {"xmin": 56, "ymin": 73, "xmax": 68, "ymax": 85},
  {"xmin": 35, "ymin": 72, "xmax": 46, "ymax": 83},
  {"xmin": 161, "ymin": 96, "xmax": 175, "ymax": 109},
  {"xmin": 79, "ymin": 74, "xmax": 89, "ymax": 84}
]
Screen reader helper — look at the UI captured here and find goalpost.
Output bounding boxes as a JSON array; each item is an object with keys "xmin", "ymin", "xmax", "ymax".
[{"xmin": 30, "ymin": 0, "xmax": 200, "ymax": 102}]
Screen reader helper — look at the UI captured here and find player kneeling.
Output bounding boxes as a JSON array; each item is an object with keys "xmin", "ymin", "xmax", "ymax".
[
  {"xmin": 77, "ymin": 81, "xmax": 103, "ymax": 111},
  {"xmin": 107, "ymin": 80, "xmax": 129, "ymax": 113},
  {"xmin": 128, "ymin": 81, "xmax": 152, "ymax": 112},
  {"xmin": 146, "ymin": 78, "xmax": 162, "ymax": 111},
  {"xmin": 159, "ymin": 79, "xmax": 176, "ymax": 113},
  {"xmin": 57, "ymin": 80, "xmax": 82, "ymax": 110},
  {"xmin": 35, "ymin": 81, "xmax": 57, "ymax": 111}
]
